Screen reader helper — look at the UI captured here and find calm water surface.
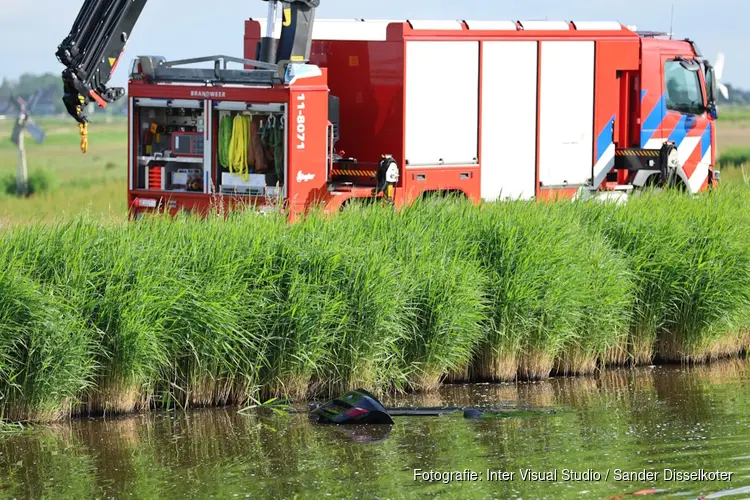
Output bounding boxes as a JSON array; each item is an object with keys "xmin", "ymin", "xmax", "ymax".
[{"xmin": 2, "ymin": 362, "xmax": 750, "ymax": 499}]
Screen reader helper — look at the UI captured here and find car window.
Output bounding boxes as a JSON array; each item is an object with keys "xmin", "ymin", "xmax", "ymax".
[{"xmin": 665, "ymin": 60, "xmax": 704, "ymax": 115}]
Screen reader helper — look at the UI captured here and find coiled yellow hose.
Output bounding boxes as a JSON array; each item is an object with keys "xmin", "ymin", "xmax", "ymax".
[{"xmin": 229, "ymin": 114, "xmax": 251, "ymax": 181}]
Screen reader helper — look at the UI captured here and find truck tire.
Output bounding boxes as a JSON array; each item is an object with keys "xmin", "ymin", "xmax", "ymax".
[{"xmin": 659, "ymin": 142, "xmax": 680, "ymax": 188}]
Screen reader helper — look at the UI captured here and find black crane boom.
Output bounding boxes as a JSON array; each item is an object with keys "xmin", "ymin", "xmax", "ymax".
[
  {"xmin": 56, "ymin": 0, "xmax": 320, "ymax": 124},
  {"xmin": 56, "ymin": 0, "xmax": 148, "ymax": 123}
]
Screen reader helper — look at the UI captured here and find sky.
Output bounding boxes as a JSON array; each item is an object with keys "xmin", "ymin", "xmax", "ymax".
[{"xmin": 1, "ymin": 0, "xmax": 746, "ymax": 88}]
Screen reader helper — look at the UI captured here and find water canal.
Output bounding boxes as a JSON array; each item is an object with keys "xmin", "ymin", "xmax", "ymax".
[{"xmin": 2, "ymin": 361, "xmax": 749, "ymax": 499}]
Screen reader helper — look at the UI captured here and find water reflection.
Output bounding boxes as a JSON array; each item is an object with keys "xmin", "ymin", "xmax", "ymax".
[
  {"xmin": 0, "ymin": 361, "xmax": 749, "ymax": 499},
  {"xmin": 319, "ymin": 424, "xmax": 394, "ymax": 444}
]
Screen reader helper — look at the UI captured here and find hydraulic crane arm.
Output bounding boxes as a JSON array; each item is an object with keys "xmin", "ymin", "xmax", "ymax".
[
  {"xmin": 56, "ymin": 0, "xmax": 320, "ymax": 124},
  {"xmin": 56, "ymin": 0, "xmax": 147, "ymax": 124}
]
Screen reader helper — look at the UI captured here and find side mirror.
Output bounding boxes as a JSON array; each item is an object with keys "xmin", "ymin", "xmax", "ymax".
[
  {"xmin": 679, "ymin": 59, "xmax": 701, "ymax": 72},
  {"xmin": 707, "ymin": 66, "xmax": 718, "ymax": 101},
  {"xmin": 705, "ymin": 64, "xmax": 719, "ymax": 118}
]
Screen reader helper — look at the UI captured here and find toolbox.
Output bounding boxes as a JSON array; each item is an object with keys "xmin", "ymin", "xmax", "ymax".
[
  {"xmin": 171, "ymin": 168, "xmax": 202, "ymax": 191},
  {"xmin": 171, "ymin": 132, "xmax": 204, "ymax": 157},
  {"xmin": 220, "ymin": 172, "xmax": 266, "ymax": 196}
]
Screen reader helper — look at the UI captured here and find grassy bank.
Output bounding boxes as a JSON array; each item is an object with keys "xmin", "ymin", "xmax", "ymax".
[{"xmin": 1, "ymin": 183, "xmax": 750, "ymax": 422}]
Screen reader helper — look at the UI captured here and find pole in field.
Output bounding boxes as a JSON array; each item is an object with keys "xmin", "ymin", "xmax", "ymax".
[{"xmin": 7, "ymin": 89, "xmax": 47, "ymax": 197}]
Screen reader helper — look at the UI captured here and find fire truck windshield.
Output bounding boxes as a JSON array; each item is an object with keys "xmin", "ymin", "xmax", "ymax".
[{"xmin": 665, "ymin": 59, "xmax": 706, "ymax": 115}]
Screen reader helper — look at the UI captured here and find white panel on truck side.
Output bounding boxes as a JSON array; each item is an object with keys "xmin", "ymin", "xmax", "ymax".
[
  {"xmin": 259, "ymin": 18, "xmax": 397, "ymax": 40},
  {"xmin": 480, "ymin": 41, "xmax": 538, "ymax": 201},
  {"xmin": 405, "ymin": 41, "xmax": 479, "ymax": 166},
  {"xmin": 538, "ymin": 41, "xmax": 595, "ymax": 187}
]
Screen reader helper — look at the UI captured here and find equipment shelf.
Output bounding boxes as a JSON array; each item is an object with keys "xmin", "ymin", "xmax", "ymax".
[{"xmin": 138, "ymin": 156, "xmax": 204, "ymax": 165}]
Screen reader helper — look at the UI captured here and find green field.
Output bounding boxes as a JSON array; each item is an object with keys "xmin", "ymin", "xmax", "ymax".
[
  {"xmin": 717, "ymin": 104, "xmax": 750, "ymax": 123},
  {"xmin": 716, "ymin": 106, "xmax": 750, "ymax": 172},
  {"xmin": 0, "ymin": 116, "xmax": 127, "ymax": 226}
]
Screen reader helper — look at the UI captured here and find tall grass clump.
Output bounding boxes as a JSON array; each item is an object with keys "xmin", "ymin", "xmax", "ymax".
[
  {"xmin": 0, "ymin": 265, "xmax": 96, "ymax": 422},
  {"xmin": 471, "ymin": 200, "xmax": 632, "ymax": 381},
  {"xmin": 397, "ymin": 203, "xmax": 488, "ymax": 389},
  {"xmin": 1, "ymin": 169, "xmax": 58, "ymax": 197},
  {"xmin": 116, "ymin": 211, "xmax": 283, "ymax": 409},
  {"xmin": 694, "ymin": 184, "xmax": 750, "ymax": 359},
  {"xmin": 340, "ymin": 198, "xmax": 490, "ymax": 390},
  {"xmin": 274, "ymin": 207, "xmax": 417, "ymax": 396},
  {"xmin": 259, "ymin": 222, "xmax": 411, "ymax": 399},
  {"xmin": 581, "ymin": 185, "xmax": 750, "ymax": 363},
  {"xmin": 551, "ymin": 202, "xmax": 635, "ymax": 374},
  {"xmin": 0, "ymin": 217, "xmax": 174, "ymax": 414},
  {"xmin": 315, "ymin": 238, "xmax": 413, "ymax": 395}
]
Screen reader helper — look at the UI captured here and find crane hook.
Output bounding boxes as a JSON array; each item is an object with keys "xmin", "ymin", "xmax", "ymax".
[{"xmin": 79, "ymin": 122, "xmax": 88, "ymax": 154}]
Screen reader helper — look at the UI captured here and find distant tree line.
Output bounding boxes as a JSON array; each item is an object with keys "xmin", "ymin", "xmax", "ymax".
[
  {"xmin": 720, "ymin": 84, "xmax": 750, "ymax": 105},
  {"xmin": 0, "ymin": 73, "xmax": 127, "ymax": 116}
]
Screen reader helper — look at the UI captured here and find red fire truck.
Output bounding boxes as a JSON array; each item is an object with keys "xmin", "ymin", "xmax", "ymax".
[{"xmin": 56, "ymin": 1, "xmax": 724, "ymax": 220}]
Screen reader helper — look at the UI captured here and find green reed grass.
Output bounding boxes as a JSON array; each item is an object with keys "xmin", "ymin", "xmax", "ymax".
[
  {"xmin": 0, "ymin": 265, "xmax": 96, "ymax": 422},
  {"xmin": 467, "ymin": 200, "xmax": 633, "ymax": 381},
  {"xmin": 1, "ymin": 186, "xmax": 749, "ymax": 422},
  {"xmin": 337, "ymin": 199, "xmax": 489, "ymax": 390},
  {"xmin": 580, "ymin": 184, "xmax": 750, "ymax": 363},
  {"xmin": 551, "ymin": 202, "xmax": 635, "ymax": 374}
]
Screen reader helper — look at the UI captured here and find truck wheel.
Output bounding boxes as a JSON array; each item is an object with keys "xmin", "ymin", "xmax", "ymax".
[{"xmin": 659, "ymin": 142, "xmax": 680, "ymax": 188}]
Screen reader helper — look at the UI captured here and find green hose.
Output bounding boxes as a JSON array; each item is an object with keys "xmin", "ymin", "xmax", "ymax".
[
  {"xmin": 218, "ymin": 115, "xmax": 232, "ymax": 168},
  {"xmin": 261, "ymin": 119, "xmax": 284, "ymax": 184}
]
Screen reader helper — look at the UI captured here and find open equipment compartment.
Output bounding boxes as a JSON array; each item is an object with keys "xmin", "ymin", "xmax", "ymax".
[
  {"xmin": 212, "ymin": 101, "xmax": 287, "ymax": 199},
  {"xmin": 133, "ymin": 98, "xmax": 206, "ymax": 193}
]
